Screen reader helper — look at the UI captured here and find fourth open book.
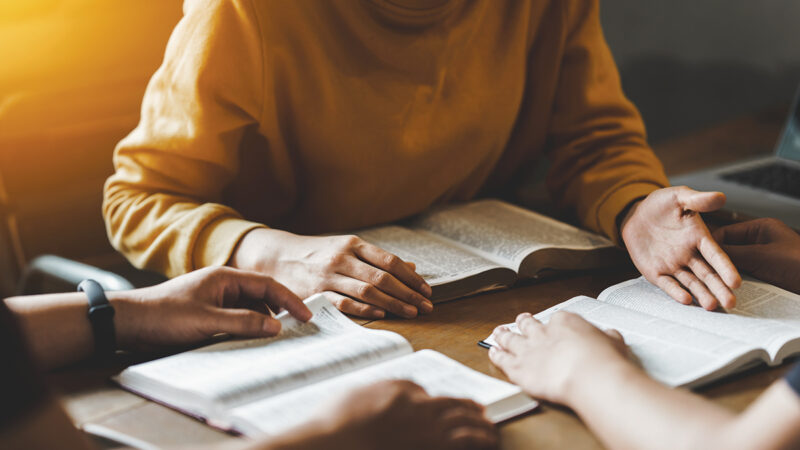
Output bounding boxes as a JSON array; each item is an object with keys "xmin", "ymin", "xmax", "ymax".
[{"xmin": 482, "ymin": 277, "xmax": 800, "ymax": 388}]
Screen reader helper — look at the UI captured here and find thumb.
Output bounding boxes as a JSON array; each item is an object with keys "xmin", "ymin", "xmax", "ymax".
[
  {"xmin": 677, "ymin": 188, "xmax": 726, "ymax": 213},
  {"xmin": 210, "ymin": 308, "xmax": 282, "ymax": 338}
]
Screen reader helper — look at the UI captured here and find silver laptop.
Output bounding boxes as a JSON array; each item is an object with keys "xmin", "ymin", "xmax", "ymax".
[{"xmin": 670, "ymin": 86, "xmax": 800, "ymax": 229}]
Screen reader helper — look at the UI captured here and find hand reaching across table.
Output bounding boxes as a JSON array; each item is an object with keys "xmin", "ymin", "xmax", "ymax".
[
  {"xmin": 620, "ymin": 186, "xmax": 741, "ymax": 310},
  {"xmin": 713, "ymin": 218, "xmax": 800, "ymax": 294},
  {"xmin": 5, "ymin": 266, "xmax": 314, "ymax": 368}
]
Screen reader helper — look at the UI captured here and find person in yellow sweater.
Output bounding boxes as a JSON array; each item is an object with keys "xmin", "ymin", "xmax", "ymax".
[{"xmin": 104, "ymin": 0, "xmax": 740, "ymax": 319}]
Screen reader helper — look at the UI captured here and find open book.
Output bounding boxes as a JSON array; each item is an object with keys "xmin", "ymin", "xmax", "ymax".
[
  {"xmin": 482, "ymin": 277, "xmax": 800, "ymax": 388},
  {"xmin": 357, "ymin": 199, "xmax": 622, "ymax": 302},
  {"xmin": 114, "ymin": 295, "xmax": 537, "ymax": 437}
]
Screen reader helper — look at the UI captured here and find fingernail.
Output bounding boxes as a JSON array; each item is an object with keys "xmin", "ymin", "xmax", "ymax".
[
  {"xmin": 404, "ymin": 305, "xmax": 417, "ymax": 317},
  {"xmin": 263, "ymin": 320, "xmax": 281, "ymax": 334},
  {"xmin": 421, "ymin": 299, "xmax": 434, "ymax": 313},
  {"xmin": 373, "ymin": 309, "xmax": 386, "ymax": 319},
  {"xmin": 422, "ymin": 283, "xmax": 432, "ymax": 297}
]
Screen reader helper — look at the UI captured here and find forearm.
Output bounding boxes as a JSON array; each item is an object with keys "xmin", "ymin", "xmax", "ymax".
[
  {"xmin": 713, "ymin": 380, "xmax": 800, "ymax": 450},
  {"xmin": 567, "ymin": 361, "xmax": 734, "ymax": 450},
  {"xmin": 4, "ymin": 291, "xmax": 140, "ymax": 369}
]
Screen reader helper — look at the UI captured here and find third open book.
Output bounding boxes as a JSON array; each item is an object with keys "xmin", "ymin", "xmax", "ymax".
[{"xmin": 483, "ymin": 277, "xmax": 800, "ymax": 388}]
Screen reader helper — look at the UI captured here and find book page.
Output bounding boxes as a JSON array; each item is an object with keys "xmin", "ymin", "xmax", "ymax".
[
  {"xmin": 482, "ymin": 297, "xmax": 758, "ymax": 387},
  {"xmin": 598, "ymin": 277, "xmax": 800, "ymax": 360},
  {"xmin": 115, "ymin": 295, "xmax": 412, "ymax": 413},
  {"xmin": 412, "ymin": 199, "xmax": 613, "ymax": 268},
  {"xmin": 229, "ymin": 350, "xmax": 537, "ymax": 437},
  {"xmin": 357, "ymin": 225, "xmax": 503, "ymax": 286}
]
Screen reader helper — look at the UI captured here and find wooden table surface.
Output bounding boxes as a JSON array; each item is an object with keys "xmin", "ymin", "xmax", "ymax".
[{"xmin": 48, "ymin": 110, "xmax": 789, "ymax": 449}]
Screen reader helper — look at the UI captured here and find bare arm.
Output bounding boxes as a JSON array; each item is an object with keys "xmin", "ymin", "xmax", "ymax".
[
  {"xmin": 4, "ymin": 267, "xmax": 311, "ymax": 370},
  {"xmin": 490, "ymin": 312, "xmax": 800, "ymax": 450},
  {"xmin": 5, "ymin": 290, "xmax": 138, "ymax": 370}
]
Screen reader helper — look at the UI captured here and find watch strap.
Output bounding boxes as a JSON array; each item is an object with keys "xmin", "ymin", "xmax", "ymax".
[{"xmin": 78, "ymin": 279, "xmax": 116, "ymax": 357}]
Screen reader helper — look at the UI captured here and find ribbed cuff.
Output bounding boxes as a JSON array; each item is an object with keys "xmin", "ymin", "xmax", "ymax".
[
  {"xmin": 596, "ymin": 182, "xmax": 665, "ymax": 245},
  {"xmin": 192, "ymin": 216, "xmax": 267, "ymax": 270}
]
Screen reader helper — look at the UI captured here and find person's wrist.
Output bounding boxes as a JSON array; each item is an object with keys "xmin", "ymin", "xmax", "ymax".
[
  {"xmin": 618, "ymin": 200, "xmax": 643, "ymax": 246},
  {"xmin": 563, "ymin": 356, "xmax": 638, "ymax": 406},
  {"xmin": 229, "ymin": 228, "xmax": 287, "ymax": 275},
  {"xmin": 105, "ymin": 290, "xmax": 144, "ymax": 350}
]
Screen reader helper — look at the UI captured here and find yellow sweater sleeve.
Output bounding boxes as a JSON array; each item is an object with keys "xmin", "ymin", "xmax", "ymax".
[
  {"xmin": 103, "ymin": 0, "xmax": 265, "ymax": 277},
  {"xmin": 544, "ymin": 0, "xmax": 669, "ymax": 243}
]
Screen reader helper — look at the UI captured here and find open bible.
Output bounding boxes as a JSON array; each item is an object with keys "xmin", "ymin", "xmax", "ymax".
[
  {"xmin": 357, "ymin": 199, "xmax": 621, "ymax": 302},
  {"xmin": 482, "ymin": 277, "xmax": 800, "ymax": 388},
  {"xmin": 114, "ymin": 294, "xmax": 537, "ymax": 437}
]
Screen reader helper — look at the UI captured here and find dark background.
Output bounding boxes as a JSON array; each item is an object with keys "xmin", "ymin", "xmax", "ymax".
[{"xmin": 602, "ymin": 0, "xmax": 800, "ymax": 143}]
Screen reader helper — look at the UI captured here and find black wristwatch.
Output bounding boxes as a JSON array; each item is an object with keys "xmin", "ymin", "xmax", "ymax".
[{"xmin": 78, "ymin": 279, "xmax": 116, "ymax": 357}]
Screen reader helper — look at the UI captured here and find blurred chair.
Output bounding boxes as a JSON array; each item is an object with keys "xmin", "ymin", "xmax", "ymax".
[{"xmin": 17, "ymin": 255, "xmax": 134, "ymax": 295}]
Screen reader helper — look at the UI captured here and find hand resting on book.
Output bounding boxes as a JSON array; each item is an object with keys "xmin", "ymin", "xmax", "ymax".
[
  {"xmin": 230, "ymin": 228, "xmax": 433, "ymax": 319},
  {"xmin": 114, "ymin": 266, "xmax": 313, "ymax": 351},
  {"xmin": 488, "ymin": 312, "xmax": 631, "ymax": 405},
  {"xmin": 621, "ymin": 186, "xmax": 742, "ymax": 310},
  {"xmin": 488, "ymin": 224, "xmax": 800, "ymax": 450},
  {"xmin": 5, "ymin": 266, "xmax": 313, "ymax": 368}
]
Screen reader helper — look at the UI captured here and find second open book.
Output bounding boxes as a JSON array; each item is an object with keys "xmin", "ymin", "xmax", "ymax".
[
  {"xmin": 482, "ymin": 277, "xmax": 800, "ymax": 388},
  {"xmin": 115, "ymin": 295, "xmax": 537, "ymax": 437},
  {"xmin": 358, "ymin": 199, "xmax": 621, "ymax": 302}
]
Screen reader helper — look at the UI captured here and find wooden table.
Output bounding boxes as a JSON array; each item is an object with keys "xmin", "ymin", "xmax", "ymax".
[{"xmin": 49, "ymin": 110, "xmax": 789, "ymax": 449}]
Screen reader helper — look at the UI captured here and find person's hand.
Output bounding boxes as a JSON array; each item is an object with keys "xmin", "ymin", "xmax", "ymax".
[
  {"xmin": 290, "ymin": 380, "xmax": 498, "ymax": 450},
  {"xmin": 230, "ymin": 228, "xmax": 433, "ymax": 319},
  {"xmin": 621, "ymin": 186, "xmax": 741, "ymax": 310},
  {"xmin": 488, "ymin": 312, "xmax": 632, "ymax": 404},
  {"xmin": 112, "ymin": 266, "xmax": 312, "ymax": 350},
  {"xmin": 713, "ymin": 218, "xmax": 800, "ymax": 294}
]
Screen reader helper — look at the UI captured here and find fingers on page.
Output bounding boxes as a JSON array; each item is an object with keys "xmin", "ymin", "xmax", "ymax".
[
  {"xmin": 326, "ymin": 292, "xmax": 386, "ymax": 319},
  {"xmin": 354, "ymin": 242, "xmax": 432, "ymax": 297},
  {"xmin": 687, "ymin": 257, "xmax": 736, "ymax": 308},
  {"xmin": 698, "ymin": 235, "xmax": 742, "ymax": 289},
  {"xmin": 515, "ymin": 313, "xmax": 541, "ymax": 336},
  {"xmin": 343, "ymin": 257, "xmax": 433, "ymax": 313},
  {"xmin": 494, "ymin": 326, "xmax": 525, "ymax": 353},
  {"xmin": 330, "ymin": 276, "xmax": 418, "ymax": 318},
  {"xmin": 226, "ymin": 268, "xmax": 312, "ymax": 321},
  {"xmin": 674, "ymin": 269, "xmax": 718, "ymax": 310},
  {"xmin": 654, "ymin": 275, "xmax": 692, "ymax": 305}
]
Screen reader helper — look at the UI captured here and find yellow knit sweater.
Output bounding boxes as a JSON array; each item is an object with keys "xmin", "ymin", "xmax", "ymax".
[{"xmin": 104, "ymin": 0, "xmax": 669, "ymax": 277}]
